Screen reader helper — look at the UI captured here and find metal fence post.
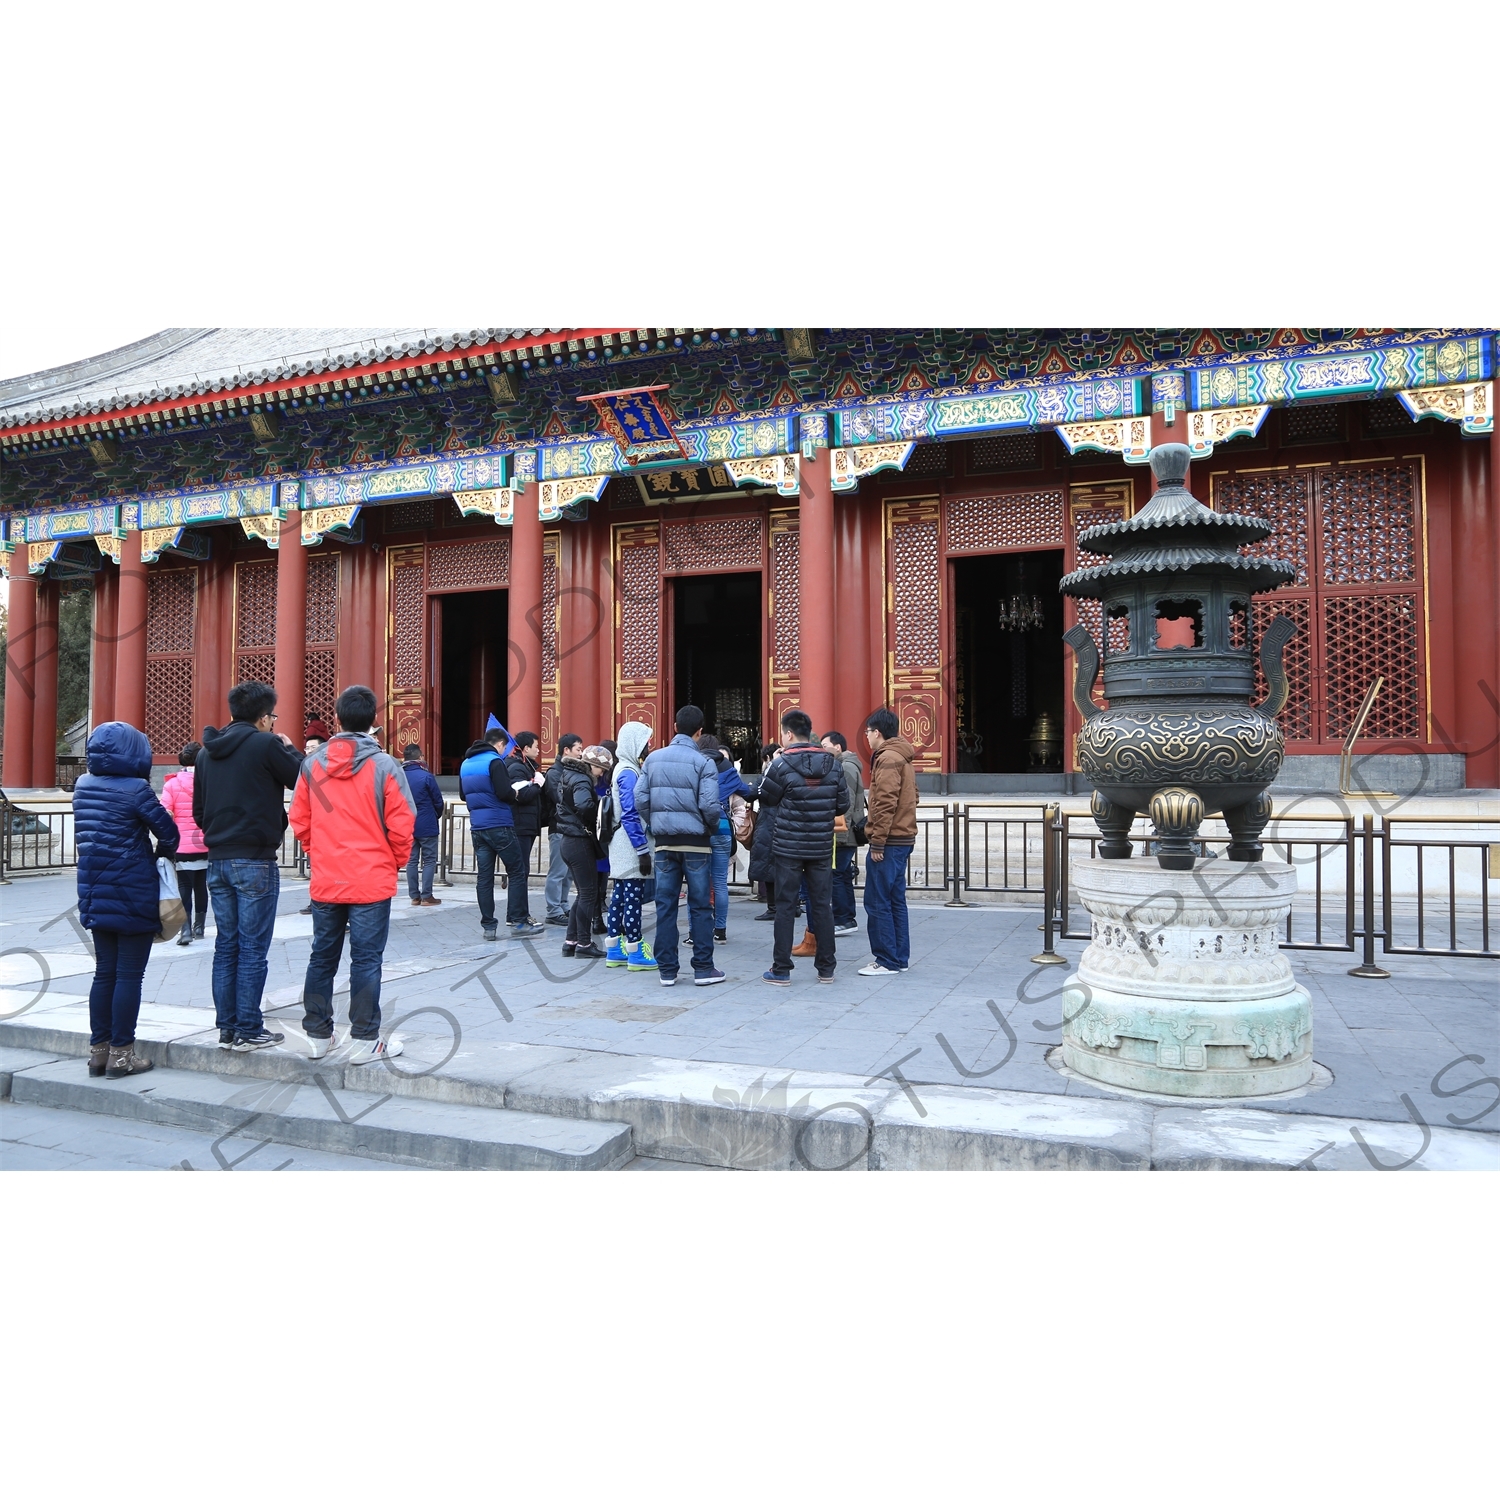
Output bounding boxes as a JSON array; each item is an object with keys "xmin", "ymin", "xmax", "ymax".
[
  {"xmin": 1031, "ymin": 804, "xmax": 1068, "ymax": 965},
  {"xmin": 944, "ymin": 803, "xmax": 972, "ymax": 907},
  {"xmin": 1348, "ymin": 813, "xmax": 1391, "ymax": 978}
]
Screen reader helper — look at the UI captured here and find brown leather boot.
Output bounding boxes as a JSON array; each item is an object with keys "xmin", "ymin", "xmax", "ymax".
[
  {"xmin": 105, "ymin": 1045, "xmax": 155, "ymax": 1080},
  {"xmin": 88, "ymin": 1042, "xmax": 110, "ymax": 1078},
  {"xmin": 792, "ymin": 930, "xmax": 818, "ymax": 958}
]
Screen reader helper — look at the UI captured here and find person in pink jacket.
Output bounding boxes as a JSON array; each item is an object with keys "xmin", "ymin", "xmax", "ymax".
[{"xmin": 160, "ymin": 742, "xmax": 210, "ymax": 945}]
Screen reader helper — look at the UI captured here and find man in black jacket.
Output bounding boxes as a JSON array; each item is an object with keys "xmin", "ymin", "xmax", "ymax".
[
  {"xmin": 757, "ymin": 709, "xmax": 849, "ymax": 985},
  {"xmin": 504, "ymin": 731, "xmax": 548, "ymax": 925},
  {"xmin": 193, "ymin": 680, "xmax": 304, "ymax": 1049}
]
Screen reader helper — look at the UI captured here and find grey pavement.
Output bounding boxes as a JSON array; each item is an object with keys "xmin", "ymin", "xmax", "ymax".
[{"xmin": 2, "ymin": 867, "xmax": 1496, "ymax": 1147}]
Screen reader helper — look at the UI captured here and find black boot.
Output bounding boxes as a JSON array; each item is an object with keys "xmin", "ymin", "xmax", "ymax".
[{"xmin": 192, "ymin": 916, "xmax": 205, "ymax": 939}]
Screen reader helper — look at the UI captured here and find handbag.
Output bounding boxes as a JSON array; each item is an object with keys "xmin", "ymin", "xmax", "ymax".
[
  {"xmin": 852, "ymin": 815, "xmax": 869, "ymax": 847},
  {"xmin": 729, "ymin": 793, "xmax": 756, "ymax": 845},
  {"xmin": 154, "ymin": 856, "xmax": 187, "ymax": 942}
]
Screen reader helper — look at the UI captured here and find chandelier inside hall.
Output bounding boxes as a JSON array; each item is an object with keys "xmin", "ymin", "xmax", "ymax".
[{"xmin": 996, "ymin": 591, "xmax": 1045, "ymax": 631}]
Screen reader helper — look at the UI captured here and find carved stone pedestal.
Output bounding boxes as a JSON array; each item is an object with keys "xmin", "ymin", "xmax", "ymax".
[{"xmin": 1061, "ymin": 857, "xmax": 1314, "ymax": 1099}]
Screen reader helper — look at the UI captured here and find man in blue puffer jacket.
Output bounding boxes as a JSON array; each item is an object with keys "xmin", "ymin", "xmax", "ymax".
[
  {"xmin": 634, "ymin": 705, "xmax": 724, "ymax": 987},
  {"xmin": 459, "ymin": 727, "xmax": 543, "ymax": 941},
  {"xmin": 73, "ymin": 722, "xmax": 180, "ymax": 1079}
]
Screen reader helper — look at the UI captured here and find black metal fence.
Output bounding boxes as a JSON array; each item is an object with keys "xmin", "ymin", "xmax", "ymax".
[{"xmin": 4, "ymin": 789, "xmax": 1493, "ymax": 965}]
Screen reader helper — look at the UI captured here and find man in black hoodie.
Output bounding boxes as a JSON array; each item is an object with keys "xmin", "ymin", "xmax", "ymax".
[
  {"xmin": 756, "ymin": 709, "xmax": 849, "ymax": 985},
  {"xmin": 193, "ymin": 680, "xmax": 305, "ymax": 1049}
]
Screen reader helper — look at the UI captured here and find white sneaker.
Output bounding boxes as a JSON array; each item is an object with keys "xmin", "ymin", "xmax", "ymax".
[
  {"xmin": 858, "ymin": 963, "xmax": 899, "ymax": 976},
  {"xmin": 306, "ymin": 1031, "xmax": 339, "ymax": 1060},
  {"xmin": 348, "ymin": 1037, "xmax": 404, "ymax": 1066},
  {"xmin": 834, "ymin": 923, "xmax": 859, "ymax": 935}
]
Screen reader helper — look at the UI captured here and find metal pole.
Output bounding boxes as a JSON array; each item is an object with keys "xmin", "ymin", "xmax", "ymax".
[
  {"xmin": 1349, "ymin": 813, "xmax": 1391, "ymax": 978},
  {"xmin": 1032, "ymin": 803, "xmax": 1068, "ymax": 965},
  {"xmin": 944, "ymin": 803, "xmax": 972, "ymax": 907}
]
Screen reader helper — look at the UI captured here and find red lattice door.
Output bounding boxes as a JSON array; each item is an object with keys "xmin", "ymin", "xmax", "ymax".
[
  {"xmin": 613, "ymin": 521, "xmax": 664, "ymax": 737},
  {"xmin": 541, "ymin": 531, "xmax": 561, "ymax": 758},
  {"xmin": 1064, "ymin": 482, "xmax": 1136, "ymax": 767},
  {"xmin": 1211, "ymin": 461, "xmax": 1427, "ymax": 748},
  {"xmin": 145, "ymin": 567, "xmax": 197, "ymax": 757},
  {"xmin": 387, "ymin": 544, "xmax": 427, "ymax": 758},
  {"xmin": 304, "ymin": 553, "xmax": 339, "ymax": 736},
  {"xmin": 885, "ymin": 498, "xmax": 944, "ymax": 771},
  {"xmin": 233, "ymin": 558, "xmax": 278, "ymax": 692}
]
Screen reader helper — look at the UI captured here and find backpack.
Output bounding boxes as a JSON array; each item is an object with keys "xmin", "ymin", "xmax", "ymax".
[{"xmin": 596, "ymin": 786, "xmax": 617, "ymax": 852}]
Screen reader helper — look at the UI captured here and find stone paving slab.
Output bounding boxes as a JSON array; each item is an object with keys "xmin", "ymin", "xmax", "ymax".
[{"xmin": 1, "ymin": 870, "xmax": 1495, "ymax": 1167}]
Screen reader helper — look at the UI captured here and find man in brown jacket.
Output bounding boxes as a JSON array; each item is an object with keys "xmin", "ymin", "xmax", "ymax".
[{"xmin": 860, "ymin": 707, "xmax": 917, "ymax": 975}]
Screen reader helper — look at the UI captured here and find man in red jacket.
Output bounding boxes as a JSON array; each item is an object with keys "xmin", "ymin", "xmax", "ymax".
[{"xmin": 289, "ymin": 684, "xmax": 416, "ymax": 1064}]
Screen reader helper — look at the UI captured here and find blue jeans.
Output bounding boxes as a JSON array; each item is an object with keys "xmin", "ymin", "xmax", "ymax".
[
  {"xmin": 652, "ymin": 849, "xmax": 715, "ymax": 978},
  {"xmin": 862, "ymin": 844, "xmax": 912, "ymax": 971},
  {"xmin": 208, "ymin": 858, "xmax": 281, "ymax": 1038},
  {"xmin": 709, "ymin": 829, "xmax": 733, "ymax": 932},
  {"xmin": 473, "ymin": 825, "xmax": 527, "ymax": 928},
  {"xmin": 831, "ymin": 843, "xmax": 857, "ymax": 926},
  {"xmin": 407, "ymin": 835, "xmax": 440, "ymax": 900},
  {"xmin": 87, "ymin": 929, "xmax": 154, "ymax": 1047},
  {"xmin": 302, "ymin": 898, "xmax": 393, "ymax": 1041}
]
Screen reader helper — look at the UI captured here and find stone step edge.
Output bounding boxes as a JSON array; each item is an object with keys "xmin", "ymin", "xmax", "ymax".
[
  {"xmin": 8, "ymin": 1060, "xmax": 634, "ymax": 1172},
  {"xmin": 8, "ymin": 1016, "xmax": 1491, "ymax": 1171}
]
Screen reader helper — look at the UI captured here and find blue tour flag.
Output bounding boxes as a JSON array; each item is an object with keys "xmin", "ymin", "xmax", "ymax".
[{"xmin": 485, "ymin": 713, "xmax": 515, "ymax": 755}]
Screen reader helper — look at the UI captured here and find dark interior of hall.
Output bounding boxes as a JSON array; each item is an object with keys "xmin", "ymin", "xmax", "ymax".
[
  {"xmin": 440, "ymin": 589, "xmax": 508, "ymax": 772},
  {"xmin": 672, "ymin": 571, "xmax": 762, "ymax": 758},
  {"xmin": 951, "ymin": 549, "xmax": 1065, "ymax": 775}
]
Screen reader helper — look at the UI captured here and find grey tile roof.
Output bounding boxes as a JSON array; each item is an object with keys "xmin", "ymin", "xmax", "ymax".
[{"xmin": 0, "ymin": 327, "xmax": 576, "ymax": 428}]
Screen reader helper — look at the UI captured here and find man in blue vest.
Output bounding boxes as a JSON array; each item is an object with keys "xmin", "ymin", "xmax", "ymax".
[{"xmin": 460, "ymin": 726, "xmax": 545, "ymax": 941}]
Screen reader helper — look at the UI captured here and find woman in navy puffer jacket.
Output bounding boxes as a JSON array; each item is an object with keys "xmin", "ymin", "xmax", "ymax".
[{"xmin": 74, "ymin": 722, "xmax": 180, "ymax": 1079}]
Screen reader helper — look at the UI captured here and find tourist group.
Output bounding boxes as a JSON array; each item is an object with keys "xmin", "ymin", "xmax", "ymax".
[{"xmin": 70, "ymin": 684, "xmax": 918, "ymax": 1078}]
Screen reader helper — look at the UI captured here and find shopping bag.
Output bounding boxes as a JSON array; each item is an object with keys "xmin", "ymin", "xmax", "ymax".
[{"xmin": 155, "ymin": 856, "xmax": 187, "ymax": 942}]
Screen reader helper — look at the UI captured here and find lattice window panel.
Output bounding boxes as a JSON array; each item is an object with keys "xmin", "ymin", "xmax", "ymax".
[
  {"xmin": 1283, "ymin": 403, "xmax": 1344, "ymax": 444},
  {"xmin": 304, "ymin": 648, "xmax": 338, "ymax": 731},
  {"xmin": 771, "ymin": 525, "xmax": 800, "ymax": 671},
  {"xmin": 1319, "ymin": 464, "xmax": 1417, "ymax": 584},
  {"xmin": 661, "ymin": 515, "xmax": 763, "ymax": 574},
  {"xmin": 1213, "ymin": 470, "xmax": 1312, "ymax": 587},
  {"xmin": 608, "ymin": 476, "xmax": 644, "ymax": 508},
  {"xmin": 1250, "ymin": 596, "xmax": 1315, "ymax": 742},
  {"xmin": 900, "ymin": 442, "xmax": 952, "ymax": 478},
  {"xmin": 618, "ymin": 534, "xmax": 662, "ymax": 678},
  {"xmin": 391, "ymin": 562, "xmax": 426, "ymax": 691},
  {"xmin": 146, "ymin": 569, "xmax": 195, "ymax": 654},
  {"xmin": 1071, "ymin": 503, "xmax": 1130, "ymax": 569},
  {"xmin": 235, "ymin": 651, "xmax": 276, "ymax": 688},
  {"xmin": 892, "ymin": 517, "xmax": 941, "ymax": 669},
  {"xmin": 429, "ymin": 537, "xmax": 510, "ymax": 590},
  {"xmin": 385, "ymin": 498, "xmax": 435, "ymax": 531},
  {"xmin": 947, "ymin": 489, "xmax": 1065, "ymax": 552},
  {"xmin": 305, "ymin": 554, "xmax": 339, "ymax": 643},
  {"xmin": 1324, "ymin": 594, "xmax": 1421, "ymax": 741},
  {"xmin": 145, "ymin": 657, "xmax": 194, "ymax": 758},
  {"xmin": 542, "ymin": 541, "xmax": 559, "ymax": 685},
  {"xmin": 235, "ymin": 559, "xmax": 278, "ymax": 649},
  {"xmin": 1363, "ymin": 398, "xmax": 1414, "ymax": 438},
  {"xmin": 970, "ymin": 432, "xmax": 1040, "ymax": 472}
]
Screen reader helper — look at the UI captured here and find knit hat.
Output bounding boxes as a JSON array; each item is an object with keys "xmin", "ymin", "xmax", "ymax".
[
  {"xmin": 305, "ymin": 719, "xmax": 331, "ymax": 740},
  {"xmin": 578, "ymin": 744, "xmax": 614, "ymax": 771}
]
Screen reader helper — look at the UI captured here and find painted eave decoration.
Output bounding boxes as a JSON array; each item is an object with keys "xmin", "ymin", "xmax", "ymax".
[{"xmin": 576, "ymin": 385, "xmax": 688, "ymax": 465}]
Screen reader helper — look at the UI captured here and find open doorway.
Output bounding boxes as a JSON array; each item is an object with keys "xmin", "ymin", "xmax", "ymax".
[
  {"xmin": 439, "ymin": 589, "xmax": 507, "ymax": 773},
  {"xmin": 672, "ymin": 571, "xmax": 762, "ymax": 760},
  {"xmin": 951, "ymin": 550, "xmax": 1065, "ymax": 775}
]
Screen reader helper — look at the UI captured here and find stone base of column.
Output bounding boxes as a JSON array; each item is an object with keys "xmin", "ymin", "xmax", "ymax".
[{"xmin": 1061, "ymin": 857, "xmax": 1314, "ymax": 1099}]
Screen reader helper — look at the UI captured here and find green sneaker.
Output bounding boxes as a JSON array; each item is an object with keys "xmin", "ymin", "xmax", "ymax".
[{"xmin": 626, "ymin": 942, "xmax": 659, "ymax": 972}]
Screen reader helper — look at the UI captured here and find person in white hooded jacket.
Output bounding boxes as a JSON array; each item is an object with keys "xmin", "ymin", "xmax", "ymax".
[{"xmin": 604, "ymin": 720, "xmax": 657, "ymax": 971}]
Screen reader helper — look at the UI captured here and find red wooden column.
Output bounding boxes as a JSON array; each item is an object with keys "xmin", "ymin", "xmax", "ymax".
[
  {"xmin": 92, "ymin": 559, "xmax": 119, "ymax": 727},
  {"xmin": 2, "ymin": 549, "xmax": 37, "ymax": 787},
  {"xmin": 273, "ymin": 510, "xmax": 307, "ymax": 736},
  {"xmin": 509, "ymin": 481, "xmax": 545, "ymax": 736},
  {"xmin": 114, "ymin": 529, "xmax": 149, "ymax": 732},
  {"xmin": 797, "ymin": 447, "xmax": 836, "ymax": 735},
  {"xmin": 30, "ymin": 579, "xmax": 59, "ymax": 788},
  {"xmin": 833, "ymin": 488, "xmax": 874, "ymax": 743}
]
